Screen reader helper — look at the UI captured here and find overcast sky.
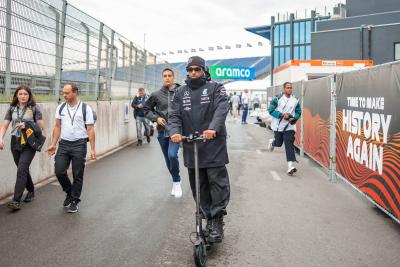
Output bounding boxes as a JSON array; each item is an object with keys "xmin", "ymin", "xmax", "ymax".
[{"xmin": 68, "ymin": 0, "xmax": 343, "ymax": 62}]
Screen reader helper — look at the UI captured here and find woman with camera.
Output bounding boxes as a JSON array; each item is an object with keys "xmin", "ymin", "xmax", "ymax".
[{"xmin": 0, "ymin": 85, "xmax": 44, "ymax": 210}]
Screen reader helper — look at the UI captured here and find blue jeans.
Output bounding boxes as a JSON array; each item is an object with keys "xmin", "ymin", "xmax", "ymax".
[
  {"xmin": 242, "ymin": 105, "xmax": 249, "ymax": 123},
  {"xmin": 135, "ymin": 116, "xmax": 150, "ymax": 141},
  {"xmin": 157, "ymin": 132, "xmax": 181, "ymax": 182}
]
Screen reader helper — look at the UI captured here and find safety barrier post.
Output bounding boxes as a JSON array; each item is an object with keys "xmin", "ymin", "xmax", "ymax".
[
  {"xmin": 53, "ymin": 0, "xmax": 67, "ymax": 103},
  {"xmin": 48, "ymin": 5, "xmax": 60, "ymax": 98},
  {"xmin": 300, "ymin": 81, "xmax": 305, "ymax": 157},
  {"xmin": 128, "ymin": 42, "xmax": 133, "ymax": 99},
  {"xmin": 329, "ymin": 74, "xmax": 338, "ymax": 182},
  {"xmin": 5, "ymin": 0, "xmax": 12, "ymax": 96},
  {"xmin": 80, "ymin": 22, "xmax": 90, "ymax": 95},
  {"xmin": 95, "ymin": 23, "xmax": 103, "ymax": 101},
  {"xmin": 106, "ymin": 30, "xmax": 115, "ymax": 101}
]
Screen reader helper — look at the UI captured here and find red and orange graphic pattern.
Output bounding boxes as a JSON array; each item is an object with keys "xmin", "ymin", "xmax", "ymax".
[
  {"xmin": 336, "ymin": 110, "xmax": 400, "ymax": 219},
  {"xmin": 303, "ymin": 108, "xmax": 331, "ymax": 169}
]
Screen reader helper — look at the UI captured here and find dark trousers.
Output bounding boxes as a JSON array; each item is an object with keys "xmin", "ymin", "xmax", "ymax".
[
  {"xmin": 273, "ymin": 130, "xmax": 296, "ymax": 162},
  {"xmin": 157, "ymin": 132, "xmax": 181, "ymax": 182},
  {"xmin": 11, "ymin": 136, "xmax": 36, "ymax": 202},
  {"xmin": 55, "ymin": 139, "xmax": 87, "ymax": 202},
  {"xmin": 241, "ymin": 105, "xmax": 249, "ymax": 123},
  {"xmin": 188, "ymin": 166, "xmax": 230, "ymax": 219}
]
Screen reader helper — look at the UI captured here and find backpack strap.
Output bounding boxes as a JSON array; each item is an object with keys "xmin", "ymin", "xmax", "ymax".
[
  {"xmin": 82, "ymin": 102, "xmax": 87, "ymax": 125},
  {"xmin": 10, "ymin": 105, "xmax": 15, "ymax": 114},
  {"xmin": 31, "ymin": 105, "xmax": 37, "ymax": 123},
  {"xmin": 59, "ymin": 102, "xmax": 67, "ymax": 118}
]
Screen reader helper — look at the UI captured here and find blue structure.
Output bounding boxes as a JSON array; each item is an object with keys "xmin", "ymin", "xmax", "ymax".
[{"xmin": 246, "ymin": 12, "xmax": 329, "ymax": 85}]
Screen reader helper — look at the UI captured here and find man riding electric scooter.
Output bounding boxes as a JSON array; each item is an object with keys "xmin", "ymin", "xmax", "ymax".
[{"xmin": 169, "ymin": 56, "xmax": 230, "ymax": 243}]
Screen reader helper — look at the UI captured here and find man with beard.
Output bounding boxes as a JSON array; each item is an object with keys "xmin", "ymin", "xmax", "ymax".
[{"xmin": 169, "ymin": 56, "xmax": 230, "ymax": 243}]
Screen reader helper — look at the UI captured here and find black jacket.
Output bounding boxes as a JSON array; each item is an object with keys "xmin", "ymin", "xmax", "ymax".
[
  {"xmin": 168, "ymin": 81, "xmax": 229, "ymax": 168},
  {"xmin": 22, "ymin": 121, "xmax": 46, "ymax": 152},
  {"xmin": 131, "ymin": 95, "xmax": 149, "ymax": 119},
  {"xmin": 144, "ymin": 83, "xmax": 180, "ymax": 132}
]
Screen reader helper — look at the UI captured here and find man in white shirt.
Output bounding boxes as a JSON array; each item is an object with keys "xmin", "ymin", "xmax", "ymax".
[
  {"xmin": 241, "ymin": 89, "xmax": 250, "ymax": 124},
  {"xmin": 230, "ymin": 92, "xmax": 240, "ymax": 122},
  {"xmin": 47, "ymin": 83, "xmax": 96, "ymax": 213}
]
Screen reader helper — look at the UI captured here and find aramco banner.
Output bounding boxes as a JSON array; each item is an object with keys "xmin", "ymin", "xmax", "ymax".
[{"xmin": 210, "ymin": 66, "xmax": 255, "ymax": 80}]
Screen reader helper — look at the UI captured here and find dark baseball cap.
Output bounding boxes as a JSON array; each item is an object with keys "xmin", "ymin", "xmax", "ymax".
[{"xmin": 186, "ymin": 56, "xmax": 206, "ymax": 70}]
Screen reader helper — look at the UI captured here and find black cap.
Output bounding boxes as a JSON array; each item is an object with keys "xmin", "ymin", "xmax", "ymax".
[{"xmin": 186, "ymin": 56, "xmax": 206, "ymax": 70}]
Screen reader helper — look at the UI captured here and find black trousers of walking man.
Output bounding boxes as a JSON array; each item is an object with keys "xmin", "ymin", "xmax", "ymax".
[{"xmin": 55, "ymin": 139, "xmax": 87, "ymax": 202}]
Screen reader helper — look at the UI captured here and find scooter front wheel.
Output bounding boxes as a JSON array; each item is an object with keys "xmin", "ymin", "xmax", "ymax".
[{"xmin": 193, "ymin": 240, "xmax": 207, "ymax": 267}]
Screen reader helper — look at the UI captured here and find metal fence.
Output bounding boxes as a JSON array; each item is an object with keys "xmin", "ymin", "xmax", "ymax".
[
  {"xmin": 0, "ymin": 0, "xmax": 184, "ymax": 101},
  {"xmin": 267, "ymin": 61, "xmax": 400, "ymax": 224}
]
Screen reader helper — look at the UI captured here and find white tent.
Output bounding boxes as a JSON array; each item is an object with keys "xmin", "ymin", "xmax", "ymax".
[
  {"xmin": 224, "ymin": 78, "xmax": 270, "ymax": 92},
  {"xmin": 224, "ymin": 78, "xmax": 271, "ymax": 103}
]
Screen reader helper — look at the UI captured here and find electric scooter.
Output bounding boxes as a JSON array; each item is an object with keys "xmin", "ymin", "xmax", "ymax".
[{"xmin": 182, "ymin": 132, "xmax": 220, "ymax": 267}]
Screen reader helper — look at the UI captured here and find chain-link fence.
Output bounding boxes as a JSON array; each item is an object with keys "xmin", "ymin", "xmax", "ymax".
[{"xmin": 0, "ymin": 0, "xmax": 184, "ymax": 102}]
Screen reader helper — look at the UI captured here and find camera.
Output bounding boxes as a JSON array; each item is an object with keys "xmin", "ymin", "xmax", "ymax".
[{"xmin": 285, "ymin": 114, "xmax": 297, "ymax": 125}]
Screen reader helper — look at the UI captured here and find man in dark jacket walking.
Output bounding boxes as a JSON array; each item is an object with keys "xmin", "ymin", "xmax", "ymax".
[
  {"xmin": 169, "ymin": 56, "xmax": 230, "ymax": 243},
  {"xmin": 131, "ymin": 87, "xmax": 150, "ymax": 146},
  {"xmin": 144, "ymin": 68, "xmax": 182, "ymax": 198}
]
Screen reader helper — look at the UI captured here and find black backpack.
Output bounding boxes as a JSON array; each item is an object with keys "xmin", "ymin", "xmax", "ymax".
[{"xmin": 58, "ymin": 102, "xmax": 97, "ymax": 128}]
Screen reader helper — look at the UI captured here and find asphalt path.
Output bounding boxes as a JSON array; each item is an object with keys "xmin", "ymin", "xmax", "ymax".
[{"xmin": 1, "ymin": 117, "xmax": 399, "ymax": 266}]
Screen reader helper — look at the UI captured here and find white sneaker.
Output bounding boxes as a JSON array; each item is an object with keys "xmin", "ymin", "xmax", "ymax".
[
  {"xmin": 268, "ymin": 138, "xmax": 275, "ymax": 152},
  {"xmin": 174, "ymin": 182, "xmax": 182, "ymax": 198},
  {"xmin": 171, "ymin": 183, "xmax": 176, "ymax": 196},
  {"xmin": 287, "ymin": 161, "xmax": 297, "ymax": 175}
]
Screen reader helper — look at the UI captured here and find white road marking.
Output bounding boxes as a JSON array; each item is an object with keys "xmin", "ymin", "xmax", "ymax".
[
  {"xmin": 247, "ymin": 136, "xmax": 253, "ymax": 140},
  {"xmin": 270, "ymin": 171, "xmax": 282, "ymax": 181},
  {"xmin": 256, "ymin": 149, "xmax": 262, "ymax": 155}
]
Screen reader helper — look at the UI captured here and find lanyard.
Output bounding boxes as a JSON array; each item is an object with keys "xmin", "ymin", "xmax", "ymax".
[
  {"xmin": 16, "ymin": 105, "xmax": 28, "ymax": 122},
  {"xmin": 66, "ymin": 101, "xmax": 81, "ymax": 126}
]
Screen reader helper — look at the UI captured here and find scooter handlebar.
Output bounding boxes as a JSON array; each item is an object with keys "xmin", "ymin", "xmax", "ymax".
[{"xmin": 181, "ymin": 133, "xmax": 206, "ymax": 143}]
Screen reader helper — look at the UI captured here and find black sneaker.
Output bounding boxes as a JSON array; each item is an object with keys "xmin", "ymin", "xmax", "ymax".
[
  {"xmin": 7, "ymin": 201, "xmax": 21, "ymax": 211},
  {"xmin": 206, "ymin": 219, "xmax": 213, "ymax": 234},
  {"xmin": 208, "ymin": 216, "xmax": 223, "ymax": 243},
  {"xmin": 67, "ymin": 201, "xmax": 79, "ymax": 213},
  {"xmin": 23, "ymin": 191, "xmax": 34, "ymax": 203},
  {"xmin": 137, "ymin": 140, "xmax": 142, "ymax": 146},
  {"xmin": 146, "ymin": 135, "xmax": 151, "ymax": 143},
  {"xmin": 63, "ymin": 195, "xmax": 72, "ymax": 208}
]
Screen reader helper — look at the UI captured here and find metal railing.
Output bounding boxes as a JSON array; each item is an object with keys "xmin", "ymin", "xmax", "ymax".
[{"xmin": 0, "ymin": 0, "xmax": 183, "ymax": 102}]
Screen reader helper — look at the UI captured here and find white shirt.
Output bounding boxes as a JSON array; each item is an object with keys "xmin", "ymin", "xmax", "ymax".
[
  {"xmin": 231, "ymin": 95, "xmax": 240, "ymax": 106},
  {"xmin": 253, "ymin": 96, "xmax": 260, "ymax": 104},
  {"xmin": 242, "ymin": 93, "xmax": 250, "ymax": 105},
  {"xmin": 55, "ymin": 101, "xmax": 94, "ymax": 141}
]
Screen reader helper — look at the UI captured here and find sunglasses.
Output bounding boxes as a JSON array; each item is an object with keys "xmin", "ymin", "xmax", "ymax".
[{"xmin": 186, "ymin": 67, "xmax": 202, "ymax": 73}]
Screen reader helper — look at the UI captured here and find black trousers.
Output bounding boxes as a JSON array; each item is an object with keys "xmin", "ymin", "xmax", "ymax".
[
  {"xmin": 273, "ymin": 130, "xmax": 296, "ymax": 162},
  {"xmin": 55, "ymin": 139, "xmax": 87, "ymax": 202},
  {"xmin": 188, "ymin": 166, "xmax": 230, "ymax": 219},
  {"xmin": 11, "ymin": 136, "xmax": 36, "ymax": 202}
]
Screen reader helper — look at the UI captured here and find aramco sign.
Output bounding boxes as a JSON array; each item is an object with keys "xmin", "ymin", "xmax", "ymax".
[{"xmin": 209, "ymin": 66, "xmax": 255, "ymax": 80}]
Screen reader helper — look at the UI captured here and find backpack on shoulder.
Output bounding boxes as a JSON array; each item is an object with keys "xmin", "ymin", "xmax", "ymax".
[{"xmin": 59, "ymin": 102, "xmax": 97, "ymax": 127}]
